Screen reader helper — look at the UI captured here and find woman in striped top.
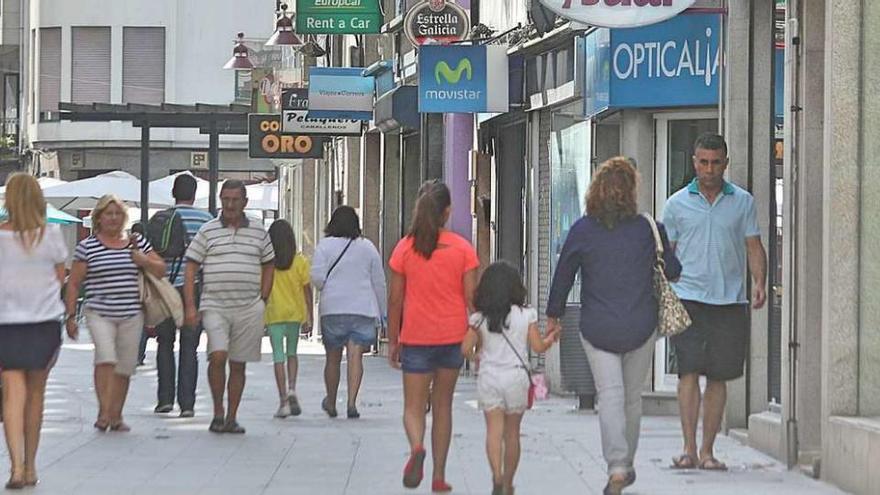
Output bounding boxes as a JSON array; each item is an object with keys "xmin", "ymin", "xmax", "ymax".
[{"xmin": 64, "ymin": 194, "xmax": 166, "ymax": 432}]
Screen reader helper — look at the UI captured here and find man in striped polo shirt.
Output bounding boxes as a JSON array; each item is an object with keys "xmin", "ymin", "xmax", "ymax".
[
  {"xmin": 184, "ymin": 180, "xmax": 275, "ymax": 434},
  {"xmin": 153, "ymin": 174, "xmax": 214, "ymax": 418}
]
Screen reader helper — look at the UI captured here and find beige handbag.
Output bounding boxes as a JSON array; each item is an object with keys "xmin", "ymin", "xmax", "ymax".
[
  {"xmin": 642, "ymin": 213, "xmax": 692, "ymax": 337},
  {"xmin": 139, "ymin": 269, "xmax": 184, "ymax": 328}
]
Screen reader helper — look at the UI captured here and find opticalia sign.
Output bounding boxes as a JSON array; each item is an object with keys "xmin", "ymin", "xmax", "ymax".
[
  {"xmin": 404, "ymin": 0, "xmax": 470, "ymax": 46},
  {"xmin": 418, "ymin": 45, "xmax": 509, "ymax": 113},
  {"xmin": 584, "ymin": 13, "xmax": 721, "ymax": 116},
  {"xmin": 539, "ymin": 0, "xmax": 696, "ymax": 28}
]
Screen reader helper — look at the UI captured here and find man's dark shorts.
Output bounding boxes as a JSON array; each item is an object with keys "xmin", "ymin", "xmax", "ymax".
[{"xmin": 671, "ymin": 300, "xmax": 749, "ymax": 381}]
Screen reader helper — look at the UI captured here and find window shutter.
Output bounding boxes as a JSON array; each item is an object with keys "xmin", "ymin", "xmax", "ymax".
[
  {"xmin": 123, "ymin": 27, "xmax": 165, "ymax": 104},
  {"xmin": 39, "ymin": 27, "xmax": 61, "ymax": 115},
  {"xmin": 71, "ymin": 27, "xmax": 111, "ymax": 104}
]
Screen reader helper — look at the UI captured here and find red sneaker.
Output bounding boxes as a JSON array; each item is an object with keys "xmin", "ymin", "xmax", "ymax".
[
  {"xmin": 431, "ymin": 479, "xmax": 452, "ymax": 492},
  {"xmin": 402, "ymin": 447, "xmax": 426, "ymax": 488}
]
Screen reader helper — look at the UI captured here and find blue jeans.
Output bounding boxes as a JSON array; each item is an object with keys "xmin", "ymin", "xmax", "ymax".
[{"xmin": 156, "ymin": 286, "xmax": 201, "ymax": 411}]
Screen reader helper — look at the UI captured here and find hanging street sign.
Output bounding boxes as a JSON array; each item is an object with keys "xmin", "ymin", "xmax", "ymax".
[
  {"xmin": 307, "ymin": 67, "xmax": 375, "ymax": 121},
  {"xmin": 248, "ymin": 114, "xmax": 326, "ymax": 159},
  {"xmin": 296, "ymin": 0, "xmax": 383, "ymax": 34},
  {"xmin": 281, "ymin": 89, "xmax": 363, "ymax": 136},
  {"xmin": 538, "ymin": 0, "xmax": 697, "ymax": 28},
  {"xmin": 418, "ymin": 45, "xmax": 509, "ymax": 113},
  {"xmin": 404, "ymin": 0, "xmax": 470, "ymax": 46}
]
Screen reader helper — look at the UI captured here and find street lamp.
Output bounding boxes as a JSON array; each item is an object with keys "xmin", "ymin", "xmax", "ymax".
[
  {"xmin": 223, "ymin": 32, "xmax": 255, "ymax": 70},
  {"xmin": 266, "ymin": 4, "xmax": 303, "ymax": 46}
]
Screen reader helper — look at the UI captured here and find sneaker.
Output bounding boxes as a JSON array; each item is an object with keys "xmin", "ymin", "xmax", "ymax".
[
  {"xmin": 179, "ymin": 410, "xmax": 195, "ymax": 418},
  {"xmin": 154, "ymin": 403, "xmax": 173, "ymax": 414},
  {"xmin": 275, "ymin": 404, "xmax": 291, "ymax": 418},
  {"xmin": 288, "ymin": 394, "xmax": 302, "ymax": 416}
]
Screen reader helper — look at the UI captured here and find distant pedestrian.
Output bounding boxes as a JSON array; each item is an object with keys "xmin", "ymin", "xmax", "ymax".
[
  {"xmin": 65, "ymin": 194, "xmax": 166, "ymax": 433},
  {"xmin": 0, "ymin": 174, "xmax": 68, "ymax": 489},
  {"xmin": 387, "ymin": 181, "xmax": 480, "ymax": 493},
  {"xmin": 183, "ymin": 180, "xmax": 274, "ymax": 434},
  {"xmin": 266, "ymin": 219, "xmax": 312, "ymax": 419},
  {"xmin": 546, "ymin": 158, "xmax": 681, "ymax": 495},
  {"xmin": 150, "ymin": 174, "xmax": 214, "ymax": 417},
  {"xmin": 462, "ymin": 261, "xmax": 560, "ymax": 495},
  {"xmin": 663, "ymin": 133, "xmax": 766, "ymax": 471},
  {"xmin": 310, "ymin": 206, "xmax": 386, "ymax": 419}
]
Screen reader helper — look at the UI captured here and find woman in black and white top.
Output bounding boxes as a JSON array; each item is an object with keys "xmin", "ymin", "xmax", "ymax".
[{"xmin": 64, "ymin": 194, "xmax": 165, "ymax": 432}]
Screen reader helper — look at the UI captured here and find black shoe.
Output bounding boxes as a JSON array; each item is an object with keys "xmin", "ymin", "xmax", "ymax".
[
  {"xmin": 154, "ymin": 403, "xmax": 173, "ymax": 414},
  {"xmin": 347, "ymin": 406, "xmax": 360, "ymax": 419},
  {"xmin": 322, "ymin": 397, "xmax": 338, "ymax": 418},
  {"xmin": 209, "ymin": 417, "xmax": 225, "ymax": 433}
]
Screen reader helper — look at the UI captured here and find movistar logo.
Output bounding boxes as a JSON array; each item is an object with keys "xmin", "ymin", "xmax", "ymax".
[{"xmin": 435, "ymin": 58, "xmax": 472, "ymax": 84}]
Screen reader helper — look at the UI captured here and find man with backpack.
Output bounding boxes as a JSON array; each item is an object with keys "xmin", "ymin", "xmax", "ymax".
[{"xmin": 148, "ymin": 174, "xmax": 214, "ymax": 418}]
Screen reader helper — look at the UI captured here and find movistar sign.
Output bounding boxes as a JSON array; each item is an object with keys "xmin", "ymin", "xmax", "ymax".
[{"xmin": 419, "ymin": 45, "xmax": 509, "ymax": 113}]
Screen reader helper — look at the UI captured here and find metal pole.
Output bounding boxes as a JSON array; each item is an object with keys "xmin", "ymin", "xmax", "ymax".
[
  {"xmin": 140, "ymin": 124, "xmax": 150, "ymax": 225},
  {"xmin": 208, "ymin": 121, "xmax": 220, "ymax": 215}
]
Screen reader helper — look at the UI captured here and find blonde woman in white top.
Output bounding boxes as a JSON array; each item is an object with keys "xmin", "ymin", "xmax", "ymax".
[{"xmin": 0, "ymin": 174, "xmax": 69, "ymax": 489}]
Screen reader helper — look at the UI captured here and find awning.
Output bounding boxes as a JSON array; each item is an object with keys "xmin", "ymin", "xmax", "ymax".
[{"xmin": 374, "ymin": 85, "xmax": 419, "ymax": 133}]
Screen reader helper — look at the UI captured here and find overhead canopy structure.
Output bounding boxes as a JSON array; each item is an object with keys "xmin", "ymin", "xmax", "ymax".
[{"xmin": 58, "ymin": 102, "xmax": 250, "ymax": 223}]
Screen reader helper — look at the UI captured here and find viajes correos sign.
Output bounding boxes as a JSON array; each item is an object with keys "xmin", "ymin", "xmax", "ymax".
[
  {"xmin": 404, "ymin": 0, "xmax": 470, "ymax": 46},
  {"xmin": 539, "ymin": 0, "xmax": 697, "ymax": 28}
]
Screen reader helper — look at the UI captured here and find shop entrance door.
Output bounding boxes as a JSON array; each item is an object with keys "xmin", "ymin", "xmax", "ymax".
[{"xmin": 653, "ymin": 111, "xmax": 718, "ymax": 392}]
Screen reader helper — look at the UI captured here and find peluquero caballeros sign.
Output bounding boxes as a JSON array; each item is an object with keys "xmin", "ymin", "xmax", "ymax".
[{"xmin": 539, "ymin": 0, "xmax": 697, "ymax": 28}]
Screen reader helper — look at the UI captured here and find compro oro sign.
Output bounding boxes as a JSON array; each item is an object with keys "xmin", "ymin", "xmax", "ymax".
[
  {"xmin": 419, "ymin": 45, "xmax": 509, "ymax": 113},
  {"xmin": 296, "ymin": 0, "xmax": 383, "ymax": 34},
  {"xmin": 248, "ymin": 114, "xmax": 326, "ymax": 159},
  {"xmin": 282, "ymin": 89, "xmax": 363, "ymax": 136},
  {"xmin": 539, "ymin": 0, "xmax": 697, "ymax": 28},
  {"xmin": 404, "ymin": 0, "xmax": 470, "ymax": 46}
]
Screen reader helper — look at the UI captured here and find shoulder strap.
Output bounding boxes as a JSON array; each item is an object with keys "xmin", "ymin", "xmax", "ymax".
[
  {"xmin": 325, "ymin": 238, "xmax": 355, "ymax": 280},
  {"xmin": 499, "ymin": 326, "xmax": 532, "ymax": 380},
  {"xmin": 640, "ymin": 213, "xmax": 664, "ymax": 258}
]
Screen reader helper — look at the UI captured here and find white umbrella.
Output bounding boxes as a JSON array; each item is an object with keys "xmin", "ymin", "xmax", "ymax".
[
  {"xmin": 41, "ymin": 171, "xmax": 172, "ymax": 210},
  {"xmin": 148, "ymin": 172, "xmax": 211, "ymax": 206},
  {"xmin": 0, "ymin": 177, "xmax": 67, "ymax": 198},
  {"xmin": 194, "ymin": 180, "xmax": 277, "ymax": 211}
]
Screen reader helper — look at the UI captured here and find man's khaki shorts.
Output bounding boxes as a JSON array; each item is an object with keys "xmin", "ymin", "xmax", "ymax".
[{"xmin": 202, "ymin": 300, "xmax": 265, "ymax": 363}]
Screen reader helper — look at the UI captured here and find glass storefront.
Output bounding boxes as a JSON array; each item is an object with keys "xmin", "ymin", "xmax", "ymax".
[
  {"xmin": 549, "ymin": 115, "xmax": 591, "ymax": 303},
  {"xmin": 859, "ymin": 0, "xmax": 880, "ymax": 416}
]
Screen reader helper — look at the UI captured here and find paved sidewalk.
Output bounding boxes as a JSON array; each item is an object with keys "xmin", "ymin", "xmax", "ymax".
[{"xmin": 1, "ymin": 337, "xmax": 847, "ymax": 495}]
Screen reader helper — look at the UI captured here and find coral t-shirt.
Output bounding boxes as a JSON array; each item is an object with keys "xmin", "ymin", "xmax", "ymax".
[{"xmin": 389, "ymin": 230, "xmax": 480, "ymax": 346}]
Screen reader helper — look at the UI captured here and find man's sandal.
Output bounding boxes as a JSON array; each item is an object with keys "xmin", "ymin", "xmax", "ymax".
[
  {"xmin": 670, "ymin": 453, "xmax": 698, "ymax": 469},
  {"xmin": 698, "ymin": 457, "xmax": 728, "ymax": 471}
]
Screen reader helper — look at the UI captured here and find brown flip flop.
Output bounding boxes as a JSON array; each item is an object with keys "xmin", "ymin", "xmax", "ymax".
[
  {"xmin": 670, "ymin": 453, "xmax": 697, "ymax": 469},
  {"xmin": 698, "ymin": 457, "xmax": 728, "ymax": 471}
]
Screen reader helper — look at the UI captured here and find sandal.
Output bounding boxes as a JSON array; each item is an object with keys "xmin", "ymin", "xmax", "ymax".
[
  {"xmin": 602, "ymin": 474, "xmax": 628, "ymax": 495},
  {"xmin": 209, "ymin": 417, "xmax": 226, "ymax": 433},
  {"xmin": 5, "ymin": 473, "xmax": 25, "ymax": 490},
  {"xmin": 698, "ymin": 456, "xmax": 728, "ymax": 471},
  {"xmin": 670, "ymin": 453, "xmax": 697, "ymax": 469},
  {"xmin": 109, "ymin": 421, "xmax": 131, "ymax": 432},
  {"xmin": 93, "ymin": 419, "xmax": 110, "ymax": 432},
  {"xmin": 402, "ymin": 447, "xmax": 426, "ymax": 488},
  {"xmin": 223, "ymin": 420, "xmax": 246, "ymax": 434},
  {"xmin": 322, "ymin": 397, "xmax": 338, "ymax": 418}
]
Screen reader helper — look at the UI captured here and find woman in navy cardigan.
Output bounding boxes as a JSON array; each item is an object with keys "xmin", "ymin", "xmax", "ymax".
[{"xmin": 546, "ymin": 157, "xmax": 681, "ymax": 495}]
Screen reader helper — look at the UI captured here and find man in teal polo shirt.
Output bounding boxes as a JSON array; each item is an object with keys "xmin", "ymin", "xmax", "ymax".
[{"xmin": 662, "ymin": 133, "xmax": 767, "ymax": 471}]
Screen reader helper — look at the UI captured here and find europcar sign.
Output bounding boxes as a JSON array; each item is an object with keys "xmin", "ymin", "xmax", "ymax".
[{"xmin": 539, "ymin": 0, "xmax": 697, "ymax": 28}]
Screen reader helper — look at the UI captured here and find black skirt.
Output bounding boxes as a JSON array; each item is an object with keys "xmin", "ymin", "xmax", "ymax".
[{"xmin": 0, "ymin": 320, "xmax": 62, "ymax": 370}]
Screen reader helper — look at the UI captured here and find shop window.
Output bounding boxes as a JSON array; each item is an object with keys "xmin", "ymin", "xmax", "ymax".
[{"xmin": 549, "ymin": 115, "xmax": 591, "ymax": 304}]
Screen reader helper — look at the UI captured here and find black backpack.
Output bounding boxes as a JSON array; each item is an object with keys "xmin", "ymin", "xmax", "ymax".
[{"xmin": 147, "ymin": 208, "xmax": 187, "ymax": 259}]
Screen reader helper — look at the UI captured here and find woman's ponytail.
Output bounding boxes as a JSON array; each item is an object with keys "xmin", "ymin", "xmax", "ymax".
[{"xmin": 409, "ymin": 181, "xmax": 451, "ymax": 259}]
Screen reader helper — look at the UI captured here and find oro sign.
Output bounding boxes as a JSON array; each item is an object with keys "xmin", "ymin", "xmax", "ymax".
[
  {"xmin": 539, "ymin": 0, "xmax": 697, "ymax": 28},
  {"xmin": 248, "ymin": 114, "xmax": 325, "ymax": 159}
]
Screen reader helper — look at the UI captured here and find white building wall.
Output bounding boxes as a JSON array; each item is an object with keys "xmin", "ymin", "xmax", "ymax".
[{"xmin": 26, "ymin": 0, "xmax": 274, "ymax": 148}]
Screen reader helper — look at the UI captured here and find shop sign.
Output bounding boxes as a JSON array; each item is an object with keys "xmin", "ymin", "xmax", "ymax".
[
  {"xmin": 307, "ymin": 67, "xmax": 375, "ymax": 121},
  {"xmin": 584, "ymin": 13, "xmax": 720, "ymax": 116},
  {"xmin": 248, "ymin": 114, "xmax": 326, "ymax": 159},
  {"xmin": 540, "ymin": 0, "xmax": 696, "ymax": 28},
  {"xmin": 419, "ymin": 45, "xmax": 509, "ymax": 113},
  {"xmin": 281, "ymin": 89, "xmax": 363, "ymax": 136},
  {"xmin": 296, "ymin": 0, "xmax": 383, "ymax": 34},
  {"xmin": 404, "ymin": 0, "xmax": 471, "ymax": 46}
]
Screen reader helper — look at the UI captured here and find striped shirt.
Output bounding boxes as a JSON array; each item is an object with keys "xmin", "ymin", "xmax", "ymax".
[
  {"xmin": 186, "ymin": 216, "xmax": 274, "ymax": 310},
  {"xmin": 160, "ymin": 206, "xmax": 215, "ymax": 287},
  {"xmin": 74, "ymin": 235, "xmax": 153, "ymax": 319}
]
